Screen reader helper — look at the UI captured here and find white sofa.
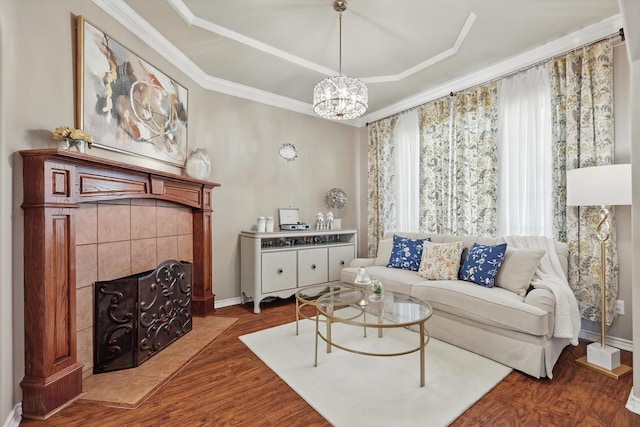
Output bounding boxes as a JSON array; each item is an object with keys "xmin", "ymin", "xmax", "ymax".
[{"xmin": 340, "ymin": 232, "xmax": 573, "ymax": 378}]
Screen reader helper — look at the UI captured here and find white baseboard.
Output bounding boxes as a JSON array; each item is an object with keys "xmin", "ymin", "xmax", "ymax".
[
  {"xmin": 578, "ymin": 329, "xmax": 633, "ymax": 352},
  {"xmin": 214, "ymin": 296, "xmax": 242, "ymax": 309},
  {"xmin": 627, "ymin": 388, "xmax": 640, "ymax": 415},
  {"xmin": 2, "ymin": 403, "xmax": 22, "ymax": 427}
]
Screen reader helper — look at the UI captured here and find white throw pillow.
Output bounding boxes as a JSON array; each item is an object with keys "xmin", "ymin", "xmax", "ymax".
[
  {"xmin": 374, "ymin": 238, "xmax": 394, "ymax": 266},
  {"xmin": 417, "ymin": 241, "xmax": 465, "ymax": 280},
  {"xmin": 494, "ymin": 248, "xmax": 545, "ymax": 296}
]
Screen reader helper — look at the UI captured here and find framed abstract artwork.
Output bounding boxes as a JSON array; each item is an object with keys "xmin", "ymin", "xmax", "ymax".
[{"xmin": 76, "ymin": 16, "xmax": 188, "ymax": 166}]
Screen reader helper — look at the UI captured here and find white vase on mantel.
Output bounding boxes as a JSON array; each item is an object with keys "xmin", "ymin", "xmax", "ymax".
[{"xmin": 185, "ymin": 148, "xmax": 211, "ymax": 180}]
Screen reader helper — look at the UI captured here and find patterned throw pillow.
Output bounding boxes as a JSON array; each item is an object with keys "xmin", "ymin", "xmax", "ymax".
[
  {"xmin": 417, "ymin": 241, "xmax": 465, "ymax": 280},
  {"xmin": 387, "ymin": 235, "xmax": 430, "ymax": 271},
  {"xmin": 459, "ymin": 243, "xmax": 508, "ymax": 288}
]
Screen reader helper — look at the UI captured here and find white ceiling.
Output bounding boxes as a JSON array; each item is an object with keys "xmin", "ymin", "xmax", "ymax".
[{"xmin": 96, "ymin": 0, "xmax": 622, "ymax": 126}]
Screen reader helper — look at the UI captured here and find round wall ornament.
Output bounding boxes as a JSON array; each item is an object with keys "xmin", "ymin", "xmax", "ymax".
[
  {"xmin": 326, "ymin": 188, "xmax": 347, "ymax": 209},
  {"xmin": 279, "ymin": 143, "xmax": 298, "ymax": 161}
]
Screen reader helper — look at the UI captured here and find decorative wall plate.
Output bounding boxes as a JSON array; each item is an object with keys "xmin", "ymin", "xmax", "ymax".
[{"xmin": 279, "ymin": 143, "xmax": 298, "ymax": 161}]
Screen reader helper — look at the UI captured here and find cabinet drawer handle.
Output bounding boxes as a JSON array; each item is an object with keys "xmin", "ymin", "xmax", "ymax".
[
  {"xmin": 277, "ymin": 268, "xmax": 283, "ymax": 275},
  {"xmin": 340, "ymin": 260, "xmax": 345, "ymax": 266},
  {"xmin": 311, "ymin": 264, "xmax": 317, "ymax": 270}
]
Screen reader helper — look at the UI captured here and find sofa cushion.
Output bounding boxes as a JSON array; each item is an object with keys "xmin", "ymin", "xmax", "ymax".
[
  {"xmin": 417, "ymin": 241, "xmax": 465, "ymax": 280},
  {"xmin": 341, "ymin": 266, "xmax": 424, "ymax": 295},
  {"xmin": 495, "ymin": 248, "xmax": 545, "ymax": 296},
  {"xmin": 410, "ymin": 280, "xmax": 550, "ymax": 336},
  {"xmin": 386, "ymin": 235, "xmax": 429, "ymax": 271},
  {"xmin": 459, "ymin": 243, "xmax": 507, "ymax": 288},
  {"xmin": 374, "ymin": 238, "xmax": 393, "ymax": 266}
]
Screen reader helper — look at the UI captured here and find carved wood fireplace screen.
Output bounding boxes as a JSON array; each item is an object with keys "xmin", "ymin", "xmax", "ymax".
[{"xmin": 20, "ymin": 149, "xmax": 220, "ymax": 419}]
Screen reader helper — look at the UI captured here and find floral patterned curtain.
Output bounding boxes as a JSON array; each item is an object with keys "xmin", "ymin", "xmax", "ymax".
[
  {"xmin": 451, "ymin": 83, "xmax": 499, "ymax": 236},
  {"xmin": 367, "ymin": 116, "xmax": 399, "ymax": 257},
  {"xmin": 417, "ymin": 83, "xmax": 499, "ymax": 236},
  {"xmin": 418, "ymin": 98, "xmax": 452, "ymax": 233},
  {"xmin": 550, "ymin": 39, "xmax": 617, "ymax": 325}
]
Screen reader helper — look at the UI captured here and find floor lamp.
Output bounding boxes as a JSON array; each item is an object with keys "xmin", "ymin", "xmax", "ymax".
[{"xmin": 566, "ymin": 164, "xmax": 632, "ymax": 379}]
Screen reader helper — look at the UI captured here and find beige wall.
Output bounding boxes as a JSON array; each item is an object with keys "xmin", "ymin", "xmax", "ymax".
[{"xmin": 0, "ymin": 0, "xmax": 359, "ymax": 420}]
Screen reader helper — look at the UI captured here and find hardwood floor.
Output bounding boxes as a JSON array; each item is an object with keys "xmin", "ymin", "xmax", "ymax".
[{"xmin": 20, "ymin": 297, "xmax": 640, "ymax": 427}]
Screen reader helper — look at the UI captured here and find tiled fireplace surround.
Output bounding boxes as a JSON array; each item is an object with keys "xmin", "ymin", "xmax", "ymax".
[
  {"xmin": 20, "ymin": 149, "xmax": 218, "ymax": 420},
  {"xmin": 75, "ymin": 200, "xmax": 194, "ymax": 380}
]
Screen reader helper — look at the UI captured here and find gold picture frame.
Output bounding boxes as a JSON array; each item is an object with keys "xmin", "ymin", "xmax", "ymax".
[{"xmin": 76, "ymin": 16, "xmax": 188, "ymax": 166}]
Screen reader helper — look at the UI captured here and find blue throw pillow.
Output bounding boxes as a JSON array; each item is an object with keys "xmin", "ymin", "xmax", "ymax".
[
  {"xmin": 387, "ymin": 235, "xmax": 429, "ymax": 271},
  {"xmin": 459, "ymin": 243, "xmax": 507, "ymax": 288}
]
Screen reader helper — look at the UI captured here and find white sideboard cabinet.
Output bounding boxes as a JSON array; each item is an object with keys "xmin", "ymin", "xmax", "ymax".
[{"xmin": 240, "ymin": 229, "xmax": 357, "ymax": 313}]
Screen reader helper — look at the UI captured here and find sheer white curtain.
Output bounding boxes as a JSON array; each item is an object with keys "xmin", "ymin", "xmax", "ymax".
[
  {"xmin": 393, "ymin": 110, "xmax": 420, "ymax": 231},
  {"xmin": 497, "ymin": 65, "xmax": 552, "ymax": 236}
]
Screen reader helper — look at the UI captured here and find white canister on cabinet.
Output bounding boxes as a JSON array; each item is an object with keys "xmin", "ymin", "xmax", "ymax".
[
  {"xmin": 257, "ymin": 216, "xmax": 266, "ymax": 232},
  {"xmin": 266, "ymin": 216, "xmax": 275, "ymax": 232}
]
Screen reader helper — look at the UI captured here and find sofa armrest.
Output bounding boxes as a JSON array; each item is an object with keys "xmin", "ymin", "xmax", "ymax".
[
  {"xmin": 525, "ymin": 288, "xmax": 555, "ymax": 312},
  {"xmin": 525, "ymin": 288, "xmax": 555, "ymax": 338},
  {"xmin": 348, "ymin": 258, "xmax": 376, "ymax": 268}
]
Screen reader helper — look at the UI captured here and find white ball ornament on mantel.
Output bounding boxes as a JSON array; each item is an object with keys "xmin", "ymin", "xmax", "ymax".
[{"xmin": 185, "ymin": 148, "xmax": 211, "ymax": 180}]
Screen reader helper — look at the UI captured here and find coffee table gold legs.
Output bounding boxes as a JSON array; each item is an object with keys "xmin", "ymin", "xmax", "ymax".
[
  {"xmin": 326, "ymin": 305, "xmax": 333, "ymax": 353},
  {"xmin": 296, "ymin": 298, "xmax": 300, "ymax": 335},
  {"xmin": 420, "ymin": 322, "xmax": 425, "ymax": 387},
  {"xmin": 314, "ymin": 309, "xmax": 319, "ymax": 367}
]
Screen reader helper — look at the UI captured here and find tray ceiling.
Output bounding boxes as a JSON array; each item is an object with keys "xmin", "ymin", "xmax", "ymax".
[{"xmin": 99, "ymin": 0, "xmax": 622, "ymax": 125}]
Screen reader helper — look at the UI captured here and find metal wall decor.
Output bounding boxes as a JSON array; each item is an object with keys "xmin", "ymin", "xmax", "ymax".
[
  {"xmin": 279, "ymin": 143, "xmax": 298, "ymax": 161},
  {"xmin": 326, "ymin": 188, "xmax": 347, "ymax": 209}
]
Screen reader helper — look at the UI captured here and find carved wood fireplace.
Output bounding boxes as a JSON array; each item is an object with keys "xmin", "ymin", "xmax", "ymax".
[{"xmin": 20, "ymin": 149, "xmax": 220, "ymax": 419}]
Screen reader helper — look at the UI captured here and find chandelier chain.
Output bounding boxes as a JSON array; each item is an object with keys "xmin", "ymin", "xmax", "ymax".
[{"xmin": 339, "ymin": 12, "xmax": 342, "ymax": 75}]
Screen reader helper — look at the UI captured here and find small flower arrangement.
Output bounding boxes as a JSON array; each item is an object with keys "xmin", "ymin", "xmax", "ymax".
[{"xmin": 52, "ymin": 126, "xmax": 94, "ymax": 151}]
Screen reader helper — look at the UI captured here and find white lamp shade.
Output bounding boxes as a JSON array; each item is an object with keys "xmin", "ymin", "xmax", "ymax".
[{"xmin": 566, "ymin": 164, "xmax": 632, "ymax": 206}]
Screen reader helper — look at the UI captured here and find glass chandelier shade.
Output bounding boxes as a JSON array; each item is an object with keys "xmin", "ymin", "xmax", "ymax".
[
  {"xmin": 313, "ymin": 0, "xmax": 368, "ymax": 121},
  {"xmin": 313, "ymin": 75, "xmax": 368, "ymax": 120}
]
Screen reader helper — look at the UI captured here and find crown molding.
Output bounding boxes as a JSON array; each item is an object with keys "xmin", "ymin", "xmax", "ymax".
[
  {"xmin": 169, "ymin": 0, "xmax": 475, "ymax": 84},
  {"xmin": 92, "ymin": 0, "xmax": 319, "ymax": 119},
  {"xmin": 357, "ymin": 13, "xmax": 623, "ymax": 126},
  {"xmin": 168, "ymin": 0, "xmax": 336, "ymax": 77},
  {"xmin": 94, "ymin": 1, "xmax": 622, "ymax": 128},
  {"xmin": 363, "ymin": 12, "xmax": 476, "ymax": 84}
]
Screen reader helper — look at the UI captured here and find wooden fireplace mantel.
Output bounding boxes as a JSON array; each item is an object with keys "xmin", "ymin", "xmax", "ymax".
[{"xmin": 19, "ymin": 149, "xmax": 220, "ymax": 419}]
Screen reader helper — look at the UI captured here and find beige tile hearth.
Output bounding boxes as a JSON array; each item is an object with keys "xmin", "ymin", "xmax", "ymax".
[{"xmin": 78, "ymin": 316, "xmax": 238, "ymax": 409}]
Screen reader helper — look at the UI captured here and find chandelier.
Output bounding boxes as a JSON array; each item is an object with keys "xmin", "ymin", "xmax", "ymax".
[{"xmin": 313, "ymin": 0, "xmax": 368, "ymax": 120}]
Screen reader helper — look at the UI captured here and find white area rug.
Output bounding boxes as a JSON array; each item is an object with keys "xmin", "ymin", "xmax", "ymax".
[{"xmin": 240, "ymin": 318, "xmax": 512, "ymax": 427}]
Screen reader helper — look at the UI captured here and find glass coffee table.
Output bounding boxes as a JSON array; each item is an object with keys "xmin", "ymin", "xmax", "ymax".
[
  {"xmin": 294, "ymin": 284, "xmax": 359, "ymax": 335},
  {"xmin": 314, "ymin": 287, "xmax": 433, "ymax": 387}
]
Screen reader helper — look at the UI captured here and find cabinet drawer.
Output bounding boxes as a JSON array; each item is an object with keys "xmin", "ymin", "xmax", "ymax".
[
  {"xmin": 328, "ymin": 245, "xmax": 355, "ymax": 282},
  {"xmin": 298, "ymin": 248, "xmax": 328, "ymax": 286},
  {"xmin": 261, "ymin": 251, "xmax": 297, "ymax": 293}
]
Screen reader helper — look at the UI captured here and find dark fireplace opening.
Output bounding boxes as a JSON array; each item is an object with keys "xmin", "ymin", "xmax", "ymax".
[{"xmin": 94, "ymin": 259, "xmax": 193, "ymax": 374}]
